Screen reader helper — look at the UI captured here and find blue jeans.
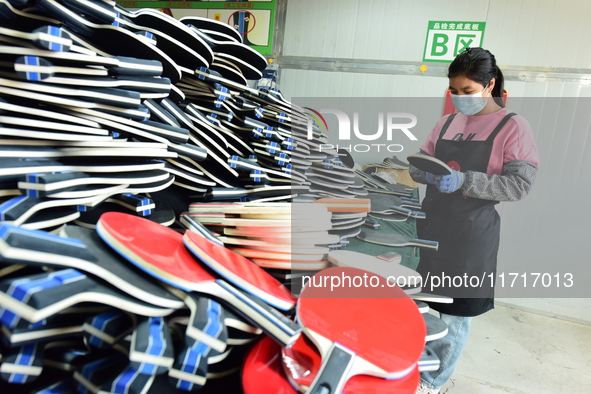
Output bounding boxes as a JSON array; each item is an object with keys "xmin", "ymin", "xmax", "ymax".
[{"xmin": 420, "ymin": 313, "xmax": 473, "ymax": 389}]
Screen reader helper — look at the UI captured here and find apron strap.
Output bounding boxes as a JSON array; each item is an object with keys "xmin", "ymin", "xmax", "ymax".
[
  {"xmin": 485, "ymin": 112, "xmax": 517, "ymax": 144},
  {"xmin": 438, "ymin": 113, "xmax": 458, "ymax": 139}
]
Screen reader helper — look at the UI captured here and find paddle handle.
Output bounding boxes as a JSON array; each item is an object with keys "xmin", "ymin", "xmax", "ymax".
[
  {"xmin": 180, "ymin": 215, "xmax": 224, "ymax": 246},
  {"xmin": 186, "ymin": 295, "xmax": 227, "ymax": 354},
  {"xmin": 363, "ymin": 219, "xmax": 379, "ymax": 230},
  {"xmin": 400, "ymin": 201, "xmax": 422, "ymax": 210},
  {"xmin": 390, "ymin": 207, "xmax": 427, "ymax": 220},
  {"xmin": 409, "ymin": 210, "xmax": 426, "ymax": 220},
  {"xmin": 306, "ymin": 342, "xmax": 355, "ymax": 394},
  {"xmin": 84, "ymin": 310, "xmax": 131, "ymax": 349},
  {"xmin": 387, "ymin": 206, "xmax": 412, "ymax": 218},
  {"xmin": 129, "ymin": 316, "xmax": 174, "ymax": 374},
  {"xmin": 216, "ymin": 280, "xmax": 301, "ymax": 347},
  {"xmin": 418, "ymin": 345, "xmax": 441, "ymax": 372},
  {"xmin": 109, "ymin": 57, "xmax": 164, "ymax": 77},
  {"xmin": 392, "ymin": 190, "xmax": 414, "ymax": 198},
  {"xmin": 411, "ymin": 239, "xmax": 439, "ymax": 250},
  {"xmin": 0, "ymin": 196, "xmax": 36, "ymax": 222},
  {"xmin": 3, "ymin": 217, "xmax": 92, "ymax": 259}
]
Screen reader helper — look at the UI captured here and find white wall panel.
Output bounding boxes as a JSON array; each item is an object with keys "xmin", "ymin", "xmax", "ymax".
[
  {"xmin": 280, "ymin": 69, "xmax": 450, "ymax": 100},
  {"xmin": 281, "ymin": 70, "xmax": 591, "ymax": 100},
  {"xmin": 284, "ymin": 0, "xmax": 489, "ymax": 61},
  {"xmin": 486, "ymin": 0, "xmax": 591, "ymax": 69},
  {"xmin": 284, "ymin": 0, "xmax": 591, "ymax": 68}
]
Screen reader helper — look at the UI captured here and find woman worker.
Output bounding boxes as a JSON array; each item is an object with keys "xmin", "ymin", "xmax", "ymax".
[{"xmin": 410, "ymin": 47, "xmax": 539, "ymax": 394}]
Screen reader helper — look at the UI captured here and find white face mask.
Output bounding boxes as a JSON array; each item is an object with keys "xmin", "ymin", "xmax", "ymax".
[{"xmin": 450, "ymin": 84, "xmax": 489, "ymax": 115}]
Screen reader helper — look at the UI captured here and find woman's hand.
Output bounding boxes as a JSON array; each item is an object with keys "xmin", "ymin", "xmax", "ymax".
[{"xmin": 436, "ymin": 170, "xmax": 465, "ymax": 193}]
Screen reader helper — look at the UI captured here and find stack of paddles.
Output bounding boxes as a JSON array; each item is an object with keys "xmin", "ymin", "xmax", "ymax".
[
  {"xmin": 182, "ymin": 202, "xmax": 333, "ymax": 270},
  {"xmin": 180, "ymin": 200, "xmax": 372, "ymax": 292},
  {"xmin": 0, "ymin": 0, "xmax": 322, "ymax": 228},
  {"xmin": 0, "ymin": 1, "xmax": 450, "ymax": 392},
  {"xmin": 0, "ymin": 212, "xmax": 446, "ymax": 393},
  {"xmin": 0, "ymin": 0, "xmax": 215, "ymax": 229},
  {"xmin": 241, "ymin": 266, "xmax": 447, "ymax": 394},
  {"xmin": 0, "ymin": 212, "xmax": 296, "ymax": 392}
]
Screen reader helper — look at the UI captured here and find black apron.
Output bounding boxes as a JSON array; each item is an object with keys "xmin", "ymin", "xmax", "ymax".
[{"xmin": 417, "ymin": 112, "xmax": 516, "ymax": 317}]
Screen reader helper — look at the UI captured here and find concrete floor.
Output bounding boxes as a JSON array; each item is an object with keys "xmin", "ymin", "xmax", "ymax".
[{"xmin": 438, "ymin": 305, "xmax": 591, "ymax": 393}]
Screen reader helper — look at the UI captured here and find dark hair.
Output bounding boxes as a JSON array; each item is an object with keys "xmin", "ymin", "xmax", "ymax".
[{"xmin": 448, "ymin": 47, "xmax": 505, "ymax": 107}]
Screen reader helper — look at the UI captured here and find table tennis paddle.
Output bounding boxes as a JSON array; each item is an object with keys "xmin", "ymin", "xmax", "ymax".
[
  {"xmin": 83, "ymin": 309, "xmax": 135, "ymax": 350},
  {"xmin": 21, "ymin": 73, "xmax": 172, "ymax": 97},
  {"xmin": 73, "ymin": 1, "xmax": 212, "ymax": 66},
  {"xmin": 407, "ymin": 153, "xmax": 452, "ymax": 175},
  {"xmin": 368, "ymin": 210, "xmax": 423, "ymax": 222},
  {"xmin": 0, "ymin": 113, "xmax": 107, "ymax": 137},
  {"xmin": 0, "ymin": 76, "xmax": 142, "ymax": 108},
  {"xmin": 98, "ymin": 365, "xmax": 161, "ymax": 394},
  {"xmin": 357, "ymin": 230, "xmax": 439, "ymax": 250},
  {"xmin": 191, "ymin": 28, "xmax": 267, "ymax": 71},
  {"xmin": 296, "ymin": 266, "xmax": 425, "ymax": 393},
  {"xmin": 0, "ymin": 268, "xmax": 174, "ymax": 325},
  {"xmin": 129, "ymin": 316, "xmax": 175, "ymax": 375},
  {"xmin": 0, "ymin": 84, "xmax": 149, "ymax": 121},
  {"xmin": 0, "ymin": 191, "xmax": 119, "ymax": 227},
  {"xmin": 73, "ymin": 352, "xmax": 128, "ymax": 394},
  {"xmin": 213, "ymin": 52, "xmax": 262, "ymax": 80},
  {"xmin": 210, "ymin": 62, "xmax": 247, "ymax": 86},
  {"xmin": 116, "ymin": 6, "xmax": 213, "ymax": 58},
  {"xmin": 0, "ymin": 343, "xmax": 44, "ymax": 384},
  {"xmin": 418, "ymin": 346, "xmax": 441, "ymax": 372},
  {"xmin": 415, "ymin": 300, "xmax": 430, "ymax": 314},
  {"xmin": 0, "ymin": 96, "xmax": 97, "ymax": 126},
  {"xmin": 0, "ymin": 45, "xmax": 116, "ymax": 67},
  {"xmin": 424, "ymin": 313, "xmax": 448, "ymax": 342},
  {"xmin": 161, "ymin": 286, "xmax": 228, "ymax": 355},
  {"xmin": 228, "ymin": 247, "xmax": 327, "ymax": 262},
  {"xmin": 183, "ymin": 294, "xmax": 228, "ymax": 354},
  {"xmin": 36, "ymin": 0, "xmax": 182, "ymax": 82},
  {"xmin": 0, "ymin": 24, "xmax": 72, "ymax": 51},
  {"xmin": 0, "ymin": 223, "xmax": 184, "ymax": 309},
  {"xmin": 13, "ymin": 55, "xmax": 108, "ymax": 80},
  {"xmin": 2, "ymin": 309, "xmax": 87, "ymax": 347},
  {"xmin": 96, "ymin": 212, "xmax": 300, "ymax": 347},
  {"xmin": 18, "ymin": 170, "xmax": 170, "ymax": 197},
  {"xmin": 180, "ymin": 16, "xmax": 243, "ymax": 44},
  {"xmin": 167, "ymin": 340, "xmax": 210, "ymax": 391},
  {"xmin": 18, "ymin": 207, "xmax": 79, "ymax": 231},
  {"xmin": 179, "ymin": 214, "xmax": 224, "ymax": 246},
  {"xmin": 367, "ymin": 192, "xmax": 421, "ymax": 212},
  {"xmin": 281, "ymin": 334, "xmax": 421, "ymax": 394}
]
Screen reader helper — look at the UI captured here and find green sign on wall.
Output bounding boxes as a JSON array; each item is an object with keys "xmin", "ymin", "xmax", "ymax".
[{"xmin": 423, "ymin": 21, "xmax": 486, "ymax": 63}]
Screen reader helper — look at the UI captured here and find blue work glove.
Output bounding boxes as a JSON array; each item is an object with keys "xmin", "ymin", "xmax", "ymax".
[
  {"xmin": 436, "ymin": 170, "xmax": 465, "ymax": 193},
  {"xmin": 425, "ymin": 172, "xmax": 438, "ymax": 185}
]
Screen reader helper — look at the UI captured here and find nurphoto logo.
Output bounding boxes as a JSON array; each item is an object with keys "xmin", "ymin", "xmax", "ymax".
[{"xmin": 305, "ymin": 109, "xmax": 418, "ymax": 153}]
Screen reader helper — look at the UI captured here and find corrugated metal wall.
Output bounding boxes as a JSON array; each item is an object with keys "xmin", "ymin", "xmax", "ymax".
[{"xmin": 279, "ymin": 0, "xmax": 591, "ymax": 323}]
